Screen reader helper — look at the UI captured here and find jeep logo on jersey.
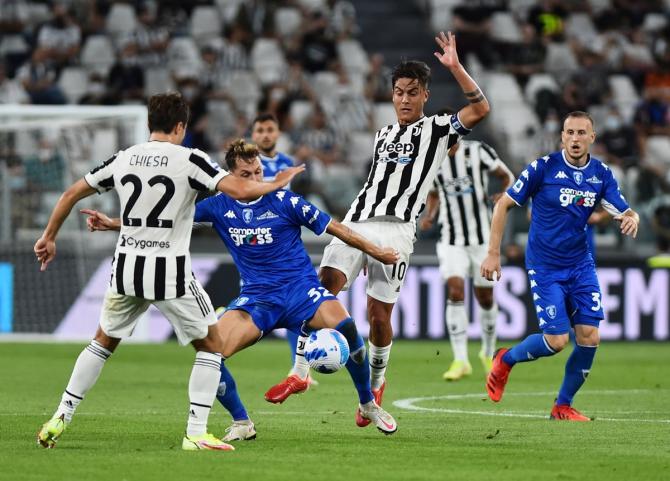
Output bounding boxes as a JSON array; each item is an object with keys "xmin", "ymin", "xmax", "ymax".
[
  {"xmin": 377, "ymin": 142, "xmax": 415, "ymax": 159},
  {"xmin": 559, "ymin": 188, "xmax": 596, "ymax": 208},
  {"xmin": 227, "ymin": 227, "xmax": 273, "ymax": 247},
  {"xmin": 573, "ymin": 171, "xmax": 583, "ymax": 185},
  {"xmin": 243, "ymin": 208, "xmax": 253, "ymax": 224}
]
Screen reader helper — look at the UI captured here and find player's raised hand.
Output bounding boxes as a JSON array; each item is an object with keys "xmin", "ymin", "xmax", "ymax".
[
  {"xmin": 614, "ymin": 214, "xmax": 638, "ymax": 238},
  {"xmin": 80, "ymin": 208, "xmax": 116, "ymax": 232},
  {"xmin": 376, "ymin": 247, "xmax": 400, "ymax": 265},
  {"xmin": 34, "ymin": 237, "xmax": 56, "ymax": 272},
  {"xmin": 274, "ymin": 165, "xmax": 306, "ymax": 187},
  {"xmin": 434, "ymin": 31, "xmax": 461, "ymax": 70},
  {"xmin": 480, "ymin": 253, "xmax": 501, "ymax": 282}
]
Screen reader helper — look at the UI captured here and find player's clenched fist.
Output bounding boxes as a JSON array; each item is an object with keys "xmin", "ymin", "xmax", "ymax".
[{"xmin": 480, "ymin": 253, "xmax": 501, "ymax": 282}]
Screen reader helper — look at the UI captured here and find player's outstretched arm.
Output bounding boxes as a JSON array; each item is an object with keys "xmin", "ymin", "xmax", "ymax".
[
  {"xmin": 419, "ymin": 191, "xmax": 439, "ymax": 231},
  {"xmin": 35, "ymin": 178, "xmax": 97, "ymax": 271},
  {"xmin": 326, "ymin": 220, "xmax": 400, "ymax": 265},
  {"xmin": 434, "ymin": 31, "xmax": 490, "ymax": 129},
  {"xmin": 480, "ymin": 194, "xmax": 516, "ymax": 281},
  {"xmin": 614, "ymin": 208, "xmax": 639, "ymax": 238},
  {"xmin": 80, "ymin": 209, "xmax": 121, "ymax": 232},
  {"xmin": 216, "ymin": 165, "xmax": 305, "ymax": 200}
]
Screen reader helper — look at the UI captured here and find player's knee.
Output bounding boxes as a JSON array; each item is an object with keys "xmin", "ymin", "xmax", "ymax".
[
  {"xmin": 576, "ymin": 328, "xmax": 600, "ymax": 347},
  {"xmin": 318, "ymin": 267, "xmax": 346, "ymax": 293},
  {"xmin": 93, "ymin": 328, "xmax": 121, "ymax": 352},
  {"xmin": 475, "ymin": 289, "xmax": 494, "ymax": 309},
  {"xmin": 545, "ymin": 334, "xmax": 570, "ymax": 352},
  {"xmin": 446, "ymin": 277, "xmax": 465, "ymax": 302}
]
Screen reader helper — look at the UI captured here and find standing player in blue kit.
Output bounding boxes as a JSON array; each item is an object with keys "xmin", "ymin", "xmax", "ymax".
[{"xmin": 480, "ymin": 111, "xmax": 640, "ymax": 421}]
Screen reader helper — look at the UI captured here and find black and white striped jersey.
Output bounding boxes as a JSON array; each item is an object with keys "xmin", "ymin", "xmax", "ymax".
[
  {"xmin": 85, "ymin": 141, "xmax": 227, "ymax": 300},
  {"xmin": 344, "ymin": 113, "xmax": 470, "ymax": 223},
  {"xmin": 434, "ymin": 140, "xmax": 503, "ymax": 246}
]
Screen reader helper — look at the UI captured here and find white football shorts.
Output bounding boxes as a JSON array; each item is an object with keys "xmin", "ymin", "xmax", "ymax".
[
  {"xmin": 436, "ymin": 241, "xmax": 494, "ymax": 287},
  {"xmin": 99, "ymin": 279, "xmax": 218, "ymax": 345},
  {"xmin": 320, "ymin": 219, "xmax": 414, "ymax": 304}
]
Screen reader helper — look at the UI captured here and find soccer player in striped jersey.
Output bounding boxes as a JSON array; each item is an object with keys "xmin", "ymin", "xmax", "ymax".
[
  {"xmin": 265, "ymin": 32, "xmax": 490, "ymax": 422},
  {"xmin": 35, "ymin": 93, "xmax": 304, "ymax": 450},
  {"xmin": 82, "ymin": 140, "xmax": 401, "ymax": 437},
  {"xmin": 420, "ymin": 140, "xmax": 514, "ymax": 381},
  {"xmin": 481, "ymin": 111, "xmax": 639, "ymax": 421}
]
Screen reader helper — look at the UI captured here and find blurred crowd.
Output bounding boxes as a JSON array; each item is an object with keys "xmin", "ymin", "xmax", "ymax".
[{"xmin": 1, "ymin": 0, "xmax": 670, "ymax": 253}]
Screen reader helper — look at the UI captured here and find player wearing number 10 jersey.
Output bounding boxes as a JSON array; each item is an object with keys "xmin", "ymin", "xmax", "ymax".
[
  {"xmin": 34, "ymin": 93, "xmax": 303, "ymax": 451},
  {"xmin": 481, "ymin": 111, "xmax": 640, "ymax": 421}
]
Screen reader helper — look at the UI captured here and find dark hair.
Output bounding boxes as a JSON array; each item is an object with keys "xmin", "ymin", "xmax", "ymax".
[
  {"xmin": 391, "ymin": 60, "xmax": 431, "ymax": 89},
  {"xmin": 225, "ymin": 139, "xmax": 260, "ymax": 171},
  {"xmin": 147, "ymin": 92, "xmax": 190, "ymax": 134},
  {"xmin": 252, "ymin": 112, "xmax": 279, "ymax": 129},
  {"xmin": 562, "ymin": 111, "xmax": 594, "ymax": 129}
]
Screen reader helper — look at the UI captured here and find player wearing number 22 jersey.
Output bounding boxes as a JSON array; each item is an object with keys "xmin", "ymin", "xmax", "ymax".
[{"xmin": 480, "ymin": 112, "xmax": 640, "ymax": 421}]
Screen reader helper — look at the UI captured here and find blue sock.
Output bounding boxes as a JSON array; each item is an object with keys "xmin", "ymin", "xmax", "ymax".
[
  {"xmin": 286, "ymin": 329, "xmax": 299, "ymax": 364},
  {"xmin": 556, "ymin": 343, "xmax": 597, "ymax": 406},
  {"xmin": 336, "ymin": 318, "xmax": 374, "ymax": 404},
  {"xmin": 502, "ymin": 333, "xmax": 557, "ymax": 366},
  {"xmin": 216, "ymin": 361, "xmax": 248, "ymax": 421}
]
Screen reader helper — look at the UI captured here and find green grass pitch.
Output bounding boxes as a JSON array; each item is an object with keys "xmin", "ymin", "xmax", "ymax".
[{"xmin": 1, "ymin": 340, "xmax": 668, "ymax": 481}]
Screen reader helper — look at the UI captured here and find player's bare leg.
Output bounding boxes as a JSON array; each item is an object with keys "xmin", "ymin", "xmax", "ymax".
[
  {"xmin": 474, "ymin": 286, "xmax": 498, "ymax": 374},
  {"xmin": 443, "ymin": 277, "xmax": 472, "ymax": 381},
  {"xmin": 37, "ymin": 327, "xmax": 119, "ymax": 448}
]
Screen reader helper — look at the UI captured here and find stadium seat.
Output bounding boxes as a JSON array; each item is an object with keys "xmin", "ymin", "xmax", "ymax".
[
  {"xmin": 167, "ymin": 37, "xmax": 202, "ymax": 72},
  {"xmin": 490, "ymin": 12, "xmax": 522, "ymax": 43},
  {"xmin": 524, "ymin": 73, "xmax": 560, "ymax": 105},
  {"xmin": 483, "ymin": 72, "xmax": 524, "ymax": 103},
  {"xmin": 609, "ymin": 75, "xmax": 640, "ymax": 122},
  {"xmin": 106, "ymin": 3, "xmax": 137, "ymax": 39},
  {"xmin": 275, "ymin": 7, "xmax": 303, "ymax": 38},
  {"xmin": 227, "ymin": 70, "xmax": 261, "ymax": 118},
  {"xmin": 312, "ymin": 71, "xmax": 339, "ymax": 103},
  {"xmin": 251, "ymin": 38, "xmax": 287, "ymax": 86},
  {"xmin": 297, "ymin": 0, "xmax": 327, "ymax": 12},
  {"xmin": 544, "ymin": 43, "xmax": 578, "ymax": 82},
  {"xmin": 80, "ymin": 35, "xmax": 116, "ymax": 76},
  {"xmin": 215, "ymin": 0, "xmax": 246, "ymax": 23},
  {"xmin": 190, "ymin": 6, "xmax": 222, "ymax": 44},
  {"xmin": 58, "ymin": 67, "xmax": 89, "ymax": 104},
  {"xmin": 642, "ymin": 13, "xmax": 667, "ymax": 32},
  {"xmin": 347, "ymin": 131, "xmax": 375, "ymax": 175},
  {"xmin": 289, "ymin": 100, "xmax": 314, "ymax": 128},
  {"xmin": 508, "ymin": 0, "xmax": 538, "ymax": 16},
  {"xmin": 586, "ymin": 0, "xmax": 612, "ymax": 13},
  {"xmin": 144, "ymin": 67, "xmax": 175, "ymax": 97},
  {"xmin": 373, "ymin": 103, "xmax": 396, "ymax": 130},
  {"xmin": 565, "ymin": 13, "xmax": 598, "ymax": 46},
  {"xmin": 207, "ymin": 99, "xmax": 238, "ymax": 144},
  {"xmin": 337, "ymin": 39, "xmax": 370, "ymax": 75}
]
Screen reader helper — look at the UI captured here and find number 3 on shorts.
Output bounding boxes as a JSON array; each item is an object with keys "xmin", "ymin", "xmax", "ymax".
[
  {"xmin": 591, "ymin": 292, "xmax": 601, "ymax": 311},
  {"xmin": 308, "ymin": 287, "xmax": 334, "ymax": 303}
]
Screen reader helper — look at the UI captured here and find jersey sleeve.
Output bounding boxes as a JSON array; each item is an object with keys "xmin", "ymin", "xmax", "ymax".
[
  {"xmin": 277, "ymin": 191, "xmax": 332, "ymax": 235},
  {"xmin": 188, "ymin": 149, "xmax": 228, "ymax": 192},
  {"xmin": 600, "ymin": 166, "xmax": 630, "ymax": 215},
  {"xmin": 478, "ymin": 142, "xmax": 503, "ymax": 170},
  {"xmin": 194, "ymin": 197, "xmax": 216, "ymax": 223},
  {"xmin": 432, "ymin": 112, "xmax": 472, "ymax": 140},
  {"xmin": 84, "ymin": 153, "xmax": 120, "ymax": 194},
  {"xmin": 506, "ymin": 158, "xmax": 545, "ymax": 206}
]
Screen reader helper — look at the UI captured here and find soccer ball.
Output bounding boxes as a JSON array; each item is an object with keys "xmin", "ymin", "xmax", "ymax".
[{"xmin": 304, "ymin": 328, "xmax": 350, "ymax": 374}]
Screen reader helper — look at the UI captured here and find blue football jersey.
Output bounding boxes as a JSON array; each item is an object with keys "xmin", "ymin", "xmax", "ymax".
[
  {"xmin": 194, "ymin": 190, "xmax": 331, "ymax": 290},
  {"xmin": 260, "ymin": 152, "xmax": 294, "ymax": 181},
  {"xmin": 507, "ymin": 150, "xmax": 629, "ymax": 268}
]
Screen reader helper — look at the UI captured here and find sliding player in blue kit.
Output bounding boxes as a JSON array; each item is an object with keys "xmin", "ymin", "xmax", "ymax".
[
  {"xmin": 480, "ymin": 111, "xmax": 640, "ymax": 421},
  {"xmin": 84, "ymin": 140, "xmax": 400, "ymax": 439}
]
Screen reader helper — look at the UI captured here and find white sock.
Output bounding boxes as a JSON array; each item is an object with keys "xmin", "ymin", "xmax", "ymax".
[
  {"xmin": 54, "ymin": 340, "xmax": 112, "ymax": 423},
  {"xmin": 187, "ymin": 351, "xmax": 222, "ymax": 437},
  {"xmin": 369, "ymin": 341, "xmax": 392, "ymax": 390},
  {"xmin": 480, "ymin": 303, "xmax": 499, "ymax": 358},
  {"xmin": 290, "ymin": 334, "xmax": 310, "ymax": 380},
  {"xmin": 446, "ymin": 300, "xmax": 468, "ymax": 362}
]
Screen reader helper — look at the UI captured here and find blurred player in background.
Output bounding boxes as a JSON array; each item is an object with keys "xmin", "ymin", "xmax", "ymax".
[
  {"xmin": 35, "ymin": 93, "xmax": 303, "ymax": 451},
  {"xmin": 420, "ymin": 139, "xmax": 513, "ymax": 381},
  {"xmin": 266, "ymin": 32, "xmax": 490, "ymax": 427},
  {"xmin": 481, "ymin": 111, "xmax": 639, "ymax": 421},
  {"xmin": 83, "ymin": 140, "xmax": 400, "ymax": 438}
]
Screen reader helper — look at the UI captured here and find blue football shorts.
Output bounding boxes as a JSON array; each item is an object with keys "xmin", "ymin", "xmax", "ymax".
[
  {"xmin": 527, "ymin": 262, "xmax": 604, "ymax": 335},
  {"xmin": 225, "ymin": 276, "xmax": 337, "ymax": 336}
]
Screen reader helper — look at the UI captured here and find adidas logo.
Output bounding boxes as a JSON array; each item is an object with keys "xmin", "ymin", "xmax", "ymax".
[
  {"xmin": 65, "ymin": 400, "xmax": 74, "ymax": 408},
  {"xmin": 555, "ymin": 171, "xmax": 568, "ymax": 179},
  {"xmin": 189, "ymin": 409, "xmax": 196, "ymax": 417},
  {"xmin": 586, "ymin": 175, "xmax": 602, "ymax": 184},
  {"xmin": 257, "ymin": 210, "xmax": 279, "ymax": 220},
  {"xmin": 224, "ymin": 210, "xmax": 236, "ymax": 219}
]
